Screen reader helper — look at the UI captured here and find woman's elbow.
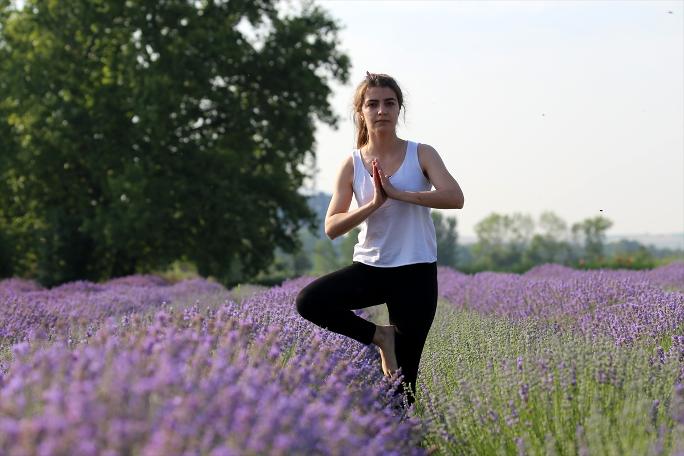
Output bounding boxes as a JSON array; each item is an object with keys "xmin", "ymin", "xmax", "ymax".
[
  {"xmin": 453, "ymin": 192, "xmax": 464, "ymax": 209},
  {"xmin": 324, "ymin": 222, "xmax": 339, "ymax": 240}
]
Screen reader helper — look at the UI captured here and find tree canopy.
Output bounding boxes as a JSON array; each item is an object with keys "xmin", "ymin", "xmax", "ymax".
[
  {"xmin": 0, "ymin": 0, "xmax": 349, "ymax": 286},
  {"xmin": 571, "ymin": 216, "xmax": 614, "ymax": 263}
]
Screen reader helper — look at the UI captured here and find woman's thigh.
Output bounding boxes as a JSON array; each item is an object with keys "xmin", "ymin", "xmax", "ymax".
[{"xmin": 296, "ymin": 262, "xmax": 390, "ymax": 314}]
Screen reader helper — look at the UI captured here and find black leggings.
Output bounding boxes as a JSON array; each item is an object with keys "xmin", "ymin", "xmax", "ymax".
[{"xmin": 295, "ymin": 261, "xmax": 438, "ymax": 404}]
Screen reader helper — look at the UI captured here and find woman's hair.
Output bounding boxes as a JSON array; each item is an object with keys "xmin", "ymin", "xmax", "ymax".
[{"xmin": 352, "ymin": 72, "xmax": 404, "ymax": 148}]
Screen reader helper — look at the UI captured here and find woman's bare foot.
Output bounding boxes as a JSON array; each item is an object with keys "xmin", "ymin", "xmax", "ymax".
[{"xmin": 373, "ymin": 325, "xmax": 398, "ymax": 376}]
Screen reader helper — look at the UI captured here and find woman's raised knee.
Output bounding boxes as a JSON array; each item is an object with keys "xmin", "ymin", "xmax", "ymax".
[{"xmin": 295, "ymin": 286, "xmax": 317, "ymax": 321}]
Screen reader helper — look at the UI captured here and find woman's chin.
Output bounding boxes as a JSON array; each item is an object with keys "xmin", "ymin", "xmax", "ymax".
[{"xmin": 371, "ymin": 124, "xmax": 395, "ymax": 132}]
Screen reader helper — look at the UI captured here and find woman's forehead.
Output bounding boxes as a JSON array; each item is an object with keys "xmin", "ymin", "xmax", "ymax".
[{"xmin": 364, "ymin": 86, "xmax": 397, "ymax": 102}]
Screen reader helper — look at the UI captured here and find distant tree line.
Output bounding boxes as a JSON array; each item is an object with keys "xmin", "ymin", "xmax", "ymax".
[
  {"xmin": 254, "ymin": 194, "xmax": 683, "ymax": 284},
  {"xmin": 464, "ymin": 211, "xmax": 677, "ymax": 273}
]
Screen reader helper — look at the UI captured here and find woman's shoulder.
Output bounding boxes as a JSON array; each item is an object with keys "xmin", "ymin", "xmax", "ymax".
[
  {"xmin": 416, "ymin": 142, "xmax": 440, "ymax": 166},
  {"xmin": 328, "ymin": 154, "xmax": 355, "ymax": 192},
  {"xmin": 416, "ymin": 142, "xmax": 438, "ymax": 155},
  {"xmin": 336, "ymin": 154, "xmax": 355, "ymax": 180},
  {"xmin": 342, "ymin": 153, "xmax": 354, "ymax": 169}
]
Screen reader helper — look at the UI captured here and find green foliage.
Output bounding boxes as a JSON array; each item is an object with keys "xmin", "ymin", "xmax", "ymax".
[
  {"xmin": 255, "ymin": 221, "xmax": 357, "ymax": 283},
  {"xmin": 152, "ymin": 259, "xmax": 201, "ymax": 283},
  {"xmin": 523, "ymin": 234, "xmax": 574, "ymax": 268},
  {"xmin": 338, "ymin": 227, "xmax": 360, "ymax": 264},
  {"xmin": 465, "ymin": 211, "xmax": 672, "ymax": 273},
  {"xmin": 472, "ymin": 212, "xmax": 535, "ymax": 272},
  {"xmin": 432, "ymin": 211, "xmax": 458, "ymax": 268},
  {"xmin": 602, "ymin": 240, "xmax": 657, "ymax": 270},
  {"xmin": 0, "ymin": 0, "xmax": 349, "ymax": 286},
  {"xmin": 0, "ymin": 226, "xmax": 13, "ymax": 278},
  {"xmin": 571, "ymin": 216, "xmax": 614, "ymax": 264},
  {"xmin": 312, "ymin": 238, "xmax": 339, "ymax": 275},
  {"xmin": 252, "ymin": 225, "xmax": 316, "ymax": 285}
]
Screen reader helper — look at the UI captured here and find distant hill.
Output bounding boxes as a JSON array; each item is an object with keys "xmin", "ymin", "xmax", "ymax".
[{"xmin": 606, "ymin": 233, "xmax": 683, "ymax": 251}]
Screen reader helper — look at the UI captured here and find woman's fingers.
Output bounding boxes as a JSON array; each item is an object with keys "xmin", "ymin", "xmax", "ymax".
[
  {"xmin": 375, "ymin": 161, "xmax": 389, "ymax": 183},
  {"xmin": 373, "ymin": 161, "xmax": 393, "ymax": 198},
  {"xmin": 372, "ymin": 161, "xmax": 381, "ymax": 185},
  {"xmin": 372, "ymin": 161, "xmax": 386, "ymax": 201},
  {"xmin": 376, "ymin": 164, "xmax": 388, "ymax": 183}
]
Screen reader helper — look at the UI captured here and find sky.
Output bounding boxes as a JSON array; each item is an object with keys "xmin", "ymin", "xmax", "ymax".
[{"xmin": 308, "ymin": 0, "xmax": 684, "ymax": 239}]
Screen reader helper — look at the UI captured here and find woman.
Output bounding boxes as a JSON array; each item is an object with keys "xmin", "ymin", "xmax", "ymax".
[{"xmin": 295, "ymin": 72, "xmax": 464, "ymax": 405}]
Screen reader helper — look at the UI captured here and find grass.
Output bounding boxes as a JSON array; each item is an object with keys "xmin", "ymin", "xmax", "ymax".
[{"xmin": 412, "ymin": 300, "xmax": 684, "ymax": 455}]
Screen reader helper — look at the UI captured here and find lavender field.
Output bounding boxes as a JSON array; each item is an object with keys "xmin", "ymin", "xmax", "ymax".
[{"xmin": 1, "ymin": 263, "xmax": 683, "ymax": 455}]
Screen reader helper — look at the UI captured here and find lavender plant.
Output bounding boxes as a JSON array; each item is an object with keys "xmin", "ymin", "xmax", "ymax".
[
  {"xmin": 437, "ymin": 262, "xmax": 684, "ymax": 345},
  {"xmin": 417, "ymin": 262, "xmax": 684, "ymax": 455},
  {"xmin": 3, "ymin": 262, "xmax": 682, "ymax": 455},
  {"xmin": 0, "ymin": 276, "xmax": 424, "ymax": 455},
  {"xmin": 0, "ymin": 275, "xmax": 226, "ymax": 347}
]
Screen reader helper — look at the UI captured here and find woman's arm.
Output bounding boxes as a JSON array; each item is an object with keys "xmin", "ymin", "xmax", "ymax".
[
  {"xmin": 324, "ymin": 156, "xmax": 386, "ymax": 240},
  {"xmin": 376, "ymin": 144, "xmax": 464, "ymax": 209}
]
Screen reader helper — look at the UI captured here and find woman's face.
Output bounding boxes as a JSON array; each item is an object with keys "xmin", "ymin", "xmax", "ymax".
[{"xmin": 361, "ymin": 86, "xmax": 400, "ymax": 133}]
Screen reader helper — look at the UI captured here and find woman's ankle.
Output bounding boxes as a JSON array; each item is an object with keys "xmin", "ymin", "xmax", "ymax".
[
  {"xmin": 372, "ymin": 325, "xmax": 384, "ymax": 346},
  {"xmin": 372, "ymin": 325, "xmax": 394, "ymax": 347}
]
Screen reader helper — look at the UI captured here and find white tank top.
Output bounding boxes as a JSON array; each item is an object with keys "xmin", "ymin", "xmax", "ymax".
[{"xmin": 351, "ymin": 140, "xmax": 437, "ymax": 267}]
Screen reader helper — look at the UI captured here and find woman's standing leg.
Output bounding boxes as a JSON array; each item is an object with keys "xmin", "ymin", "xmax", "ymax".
[{"xmin": 385, "ymin": 262, "xmax": 438, "ymax": 405}]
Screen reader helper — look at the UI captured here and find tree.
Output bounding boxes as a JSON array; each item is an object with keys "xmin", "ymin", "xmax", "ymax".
[
  {"xmin": 432, "ymin": 211, "xmax": 458, "ymax": 268},
  {"xmin": 312, "ymin": 238, "xmax": 339, "ymax": 275},
  {"xmin": 571, "ymin": 216, "xmax": 613, "ymax": 264},
  {"xmin": 0, "ymin": 226, "xmax": 12, "ymax": 278},
  {"xmin": 0, "ymin": 0, "xmax": 349, "ymax": 286},
  {"xmin": 538, "ymin": 211, "xmax": 568, "ymax": 241},
  {"xmin": 472, "ymin": 212, "xmax": 534, "ymax": 271},
  {"xmin": 523, "ymin": 211, "xmax": 573, "ymax": 266},
  {"xmin": 524, "ymin": 234, "xmax": 574, "ymax": 267}
]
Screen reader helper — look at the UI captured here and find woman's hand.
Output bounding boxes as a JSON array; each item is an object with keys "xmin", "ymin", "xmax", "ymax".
[
  {"xmin": 371, "ymin": 160, "xmax": 387, "ymax": 208},
  {"xmin": 374, "ymin": 161, "xmax": 401, "ymax": 199}
]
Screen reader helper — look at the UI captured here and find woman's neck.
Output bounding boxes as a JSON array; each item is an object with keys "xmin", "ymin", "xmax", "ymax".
[{"xmin": 365, "ymin": 132, "xmax": 402, "ymax": 157}]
